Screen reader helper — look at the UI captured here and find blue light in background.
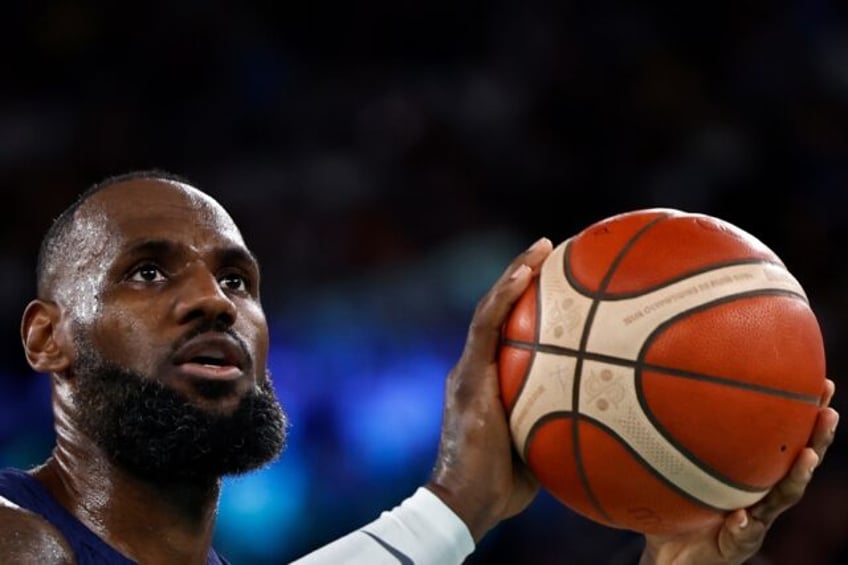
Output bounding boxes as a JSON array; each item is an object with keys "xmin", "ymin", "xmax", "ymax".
[
  {"xmin": 339, "ymin": 350, "xmax": 447, "ymax": 471},
  {"xmin": 0, "ymin": 374, "xmax": 54, "ymax": 470},
  {"xmin": 216, "ymin": 457, "xmax": 309, "ymax": 562}
]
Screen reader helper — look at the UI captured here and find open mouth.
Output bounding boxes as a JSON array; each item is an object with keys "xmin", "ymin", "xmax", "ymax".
[
  {"xmin": 173, "ymin": 334, "xmax": 249, "ymax": 381},
  {"xmin": 178, "ymin": 361, "xmax": 242, "ymax": 381},
  {"xmin": 192, "ymin": 355, "xmax": 230, "ymax": 368}
]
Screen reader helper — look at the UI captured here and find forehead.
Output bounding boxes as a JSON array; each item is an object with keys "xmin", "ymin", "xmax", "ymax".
[{"xmin": 80, "ymin": 179, "xmax": 246, "ymax": 251}]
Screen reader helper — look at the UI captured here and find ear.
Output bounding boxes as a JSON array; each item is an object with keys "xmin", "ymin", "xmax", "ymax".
[{"xmin": 20, "ymin": 300, "xmax": 72, "ymax": 374}]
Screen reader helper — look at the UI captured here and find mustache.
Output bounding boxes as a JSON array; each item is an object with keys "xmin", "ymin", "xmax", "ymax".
[{"xmin": 170, "ymin": 318, "xmax": 254, "ymax": 371}]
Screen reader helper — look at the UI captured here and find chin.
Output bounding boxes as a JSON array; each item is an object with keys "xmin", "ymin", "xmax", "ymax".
[{"xmin": 189, "ymin": 380, "xmax": 247, "ymax": 412}]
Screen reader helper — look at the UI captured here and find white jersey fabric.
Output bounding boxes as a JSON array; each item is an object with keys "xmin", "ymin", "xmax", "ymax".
[{"xmin": 290, "ymin": 487, "xmax": 475, "ymax": 564}]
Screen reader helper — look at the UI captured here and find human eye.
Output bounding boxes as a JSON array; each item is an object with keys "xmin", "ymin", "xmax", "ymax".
[
  {"xmin": 127, "ymin": 263, "xmax": 167, "ymax": 283},
  {"xmin": 219, "ymin": 272, "xmax": 249, "ymax": 293}
]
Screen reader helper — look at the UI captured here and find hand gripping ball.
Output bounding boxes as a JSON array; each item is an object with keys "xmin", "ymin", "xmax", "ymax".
[{"xmin": 498, "ymin": 208, "xmax": 826, "ymax": 535}]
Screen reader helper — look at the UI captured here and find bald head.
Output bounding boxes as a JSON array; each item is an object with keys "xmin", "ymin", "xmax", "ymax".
[
  {"xmin": 37, "ymin": 171, "xmax": 193, "ymax": 300},
  {"xmin": 35, "ymin": 172, "xmax": 250, "ymax": 319}
]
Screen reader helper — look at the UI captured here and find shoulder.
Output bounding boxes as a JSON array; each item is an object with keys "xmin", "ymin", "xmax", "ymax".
[{"xmin": 0, "ymin": 494, "xmax": 76, "ymax": 564}]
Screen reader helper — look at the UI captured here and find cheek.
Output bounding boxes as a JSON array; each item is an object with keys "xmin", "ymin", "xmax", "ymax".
[
  {"xmin": 239, "ymin": 303, "xmax": 270, "ymax": 363},
  {"xmin": 88, "ymin": 306, "xmax": 164, "ymax": 373}
]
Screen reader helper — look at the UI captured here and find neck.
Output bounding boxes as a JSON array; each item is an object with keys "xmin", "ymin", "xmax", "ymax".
[{"xmin": 33, "ymin": 437, "xmax": 221, "ymax": 565}]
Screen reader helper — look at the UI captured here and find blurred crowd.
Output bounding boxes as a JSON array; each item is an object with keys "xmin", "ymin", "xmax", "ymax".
[{"xmin": 1, "ymin": 1, "xmax": 846, "ymax": 563}]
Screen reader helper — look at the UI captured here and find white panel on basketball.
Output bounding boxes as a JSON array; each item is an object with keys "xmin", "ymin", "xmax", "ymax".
[
  {"xmin": 537, "ymin": 241, "xmax": 594, "ymax": 350},
  {"xmin": 588, "ymin": 262, "xmax": 807, "ymax": 360},
  {"xmin": 510, "ymin": 351, "xmax": 577, "ymax": 457},
  {"xmin": 579, "ymin": 359, "xmax": 767, "ymax": 509}
]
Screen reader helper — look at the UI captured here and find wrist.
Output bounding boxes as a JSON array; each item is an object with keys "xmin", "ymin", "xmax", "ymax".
[{"xmin": 424, "ymin": 479, "xmax": 496, "ymax": 543}]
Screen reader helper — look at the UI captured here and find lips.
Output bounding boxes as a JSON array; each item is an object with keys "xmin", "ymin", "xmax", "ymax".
[{"xmin": 172, "ymin": 334, "xmax": 250, "ymax": 381}]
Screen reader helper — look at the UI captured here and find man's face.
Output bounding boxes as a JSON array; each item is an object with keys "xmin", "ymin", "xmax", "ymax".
[{"xmin": 53, "ymin": 179, "xmax": 286, "ymax": 479}]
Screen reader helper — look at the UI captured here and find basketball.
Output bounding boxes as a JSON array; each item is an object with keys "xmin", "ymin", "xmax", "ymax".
[{"xmin": 498, "ymin": 208, "xmax": 826, "ymax": 535}]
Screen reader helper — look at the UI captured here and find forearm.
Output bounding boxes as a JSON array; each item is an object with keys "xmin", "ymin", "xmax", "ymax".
[{"xmin": 291, "ymin": 487, "xmax": 475, "ymax": 564}]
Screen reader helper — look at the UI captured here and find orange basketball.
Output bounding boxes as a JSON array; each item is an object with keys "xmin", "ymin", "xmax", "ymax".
[{"xmin": 498, "ymin": 208, "xmax": 826, "ymax": 535}]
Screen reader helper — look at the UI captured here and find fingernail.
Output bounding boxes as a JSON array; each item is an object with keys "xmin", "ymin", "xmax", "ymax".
[
  {"xmin": 526, "ymin": 237, "xmax": 548, "ymax": 253},
  {"xmin": 807, "ymin": 462, "xmax": 817, "ymax": 478},
  {"xmin": 738, "ymin": 513, "xmax": 748, "ymax": 529},
  {"xmin": 509, "ymin": 264, "xmax": 531, "ymax": 281}
]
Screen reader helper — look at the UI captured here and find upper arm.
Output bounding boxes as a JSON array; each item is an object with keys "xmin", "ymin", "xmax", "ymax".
[{"xmin": 0, "ymin": 495, "xmax": 75, "ymax": 564}]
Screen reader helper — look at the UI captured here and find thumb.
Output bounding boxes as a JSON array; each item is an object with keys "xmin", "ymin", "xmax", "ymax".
[{"xmin": 717, "ymin": 509, "xmax": 765, "ymax": 562}]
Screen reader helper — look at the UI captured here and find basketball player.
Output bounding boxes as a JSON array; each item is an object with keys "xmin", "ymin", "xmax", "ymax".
[{"xmin": 0, "ymin": 172, "xmax": 838, "ymax": 564}]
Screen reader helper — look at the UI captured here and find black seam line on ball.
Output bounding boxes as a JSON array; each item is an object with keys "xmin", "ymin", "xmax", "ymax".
[
  {"xmin": 500, "ymin": 337, "xmax": 820, "ymax": 405},
  {"xmin": 568, "ymin": 212, "xmax": 671, "ymax": 525}
]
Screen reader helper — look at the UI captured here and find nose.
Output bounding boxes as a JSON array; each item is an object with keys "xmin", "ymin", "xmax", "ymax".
[{"xmin": 172, "ymin": 267, "xmax": 237, "ymax": 327}]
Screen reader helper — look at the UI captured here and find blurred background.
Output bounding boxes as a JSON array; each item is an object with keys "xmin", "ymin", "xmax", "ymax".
[{"xmin": 1, "ymin": 1, "xmax": 846, "ymax": 563}]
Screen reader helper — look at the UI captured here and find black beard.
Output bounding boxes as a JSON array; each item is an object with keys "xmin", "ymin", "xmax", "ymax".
[{"xmin": 69, "ymin": 341, "xmax": 288, "ymax": 483}]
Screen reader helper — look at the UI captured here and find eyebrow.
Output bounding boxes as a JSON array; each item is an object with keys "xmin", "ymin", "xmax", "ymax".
[
  {"xmin": 122, "ymin": 238, "xmax": 261, "ymax": 272},
  {"xmin": 123, "ymin": 239, "xmax": 177, "ymax": 259}
]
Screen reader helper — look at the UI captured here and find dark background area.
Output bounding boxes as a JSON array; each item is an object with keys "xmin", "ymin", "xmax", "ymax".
[{"xmin": 1, "ymin": 1, "xmax": 846, "ymax": 563}]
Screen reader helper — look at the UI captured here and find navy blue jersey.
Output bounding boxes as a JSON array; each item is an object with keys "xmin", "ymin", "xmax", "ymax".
[{"xmin": 0, "ymin": 468, "xmax": 230, "ymax": 565}]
